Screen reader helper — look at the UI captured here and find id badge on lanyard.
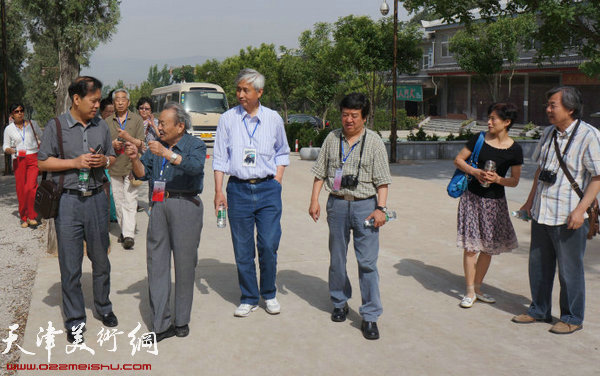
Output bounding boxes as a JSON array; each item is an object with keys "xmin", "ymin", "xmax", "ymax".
[
  {"xmin": 242, "ymin": 116, "xmax": 259, "ymax": 168},
  {"xmin": 152, "ymin": 157, "xmax": 168, "ymax": 202},
  {"xmin": 332, "ymin": 168, "xmax": 343, "ymax": 191}
]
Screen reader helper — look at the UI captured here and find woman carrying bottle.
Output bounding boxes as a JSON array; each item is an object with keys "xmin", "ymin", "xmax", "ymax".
[
  {"xmin": 453, "ymin": 103, "xmax": 523, "ymax": 308},
  {"xmin": 2, "ymin": 103, "xmax": 43, "ymax": 227}
]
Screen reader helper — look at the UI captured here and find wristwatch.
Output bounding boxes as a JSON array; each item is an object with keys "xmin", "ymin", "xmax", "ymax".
[
  {"xmin": 169, "ymin": 152, "xmax": 178, "ymax": 164},
  {"xmin": 375, "ymin": 205, "xmax": 387, "ymax": 213}
]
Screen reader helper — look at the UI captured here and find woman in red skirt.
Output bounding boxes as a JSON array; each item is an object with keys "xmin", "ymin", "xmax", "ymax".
[{"xmin": 2, "ymin": 103, "xmax": 43, "ymax": 228}]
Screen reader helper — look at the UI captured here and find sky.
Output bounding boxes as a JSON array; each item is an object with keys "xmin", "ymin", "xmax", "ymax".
[{"xmin": 81, "ymin": 0, "xmax": 410, "ymax": 87}]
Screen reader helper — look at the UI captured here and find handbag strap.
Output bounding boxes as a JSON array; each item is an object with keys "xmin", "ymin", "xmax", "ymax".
[
  {"xmin": 468, "ymin": 132, "xmax": 486, "ymax": 167},
  {"xmin": 27, "ymin": 120, "xmax": 41, "ymax": 149},
  {"xmin": 41, "ymin": 117, "xmax": 65, "ymax": 189}
]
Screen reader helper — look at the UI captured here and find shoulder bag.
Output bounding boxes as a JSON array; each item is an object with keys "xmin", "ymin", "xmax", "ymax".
[
  {"xmin": 553, "ymin": 122, "xmax": 599, "ymax": 239},
  {"xmin": 447, "ymin": 132, "xmax": 485, "ymax": 198},
  {"xmin": 34, "ymin": 118, "xmax": 65, "ymax": 219}
]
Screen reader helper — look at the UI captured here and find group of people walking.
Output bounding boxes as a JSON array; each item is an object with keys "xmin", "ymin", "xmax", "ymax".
[{"xmin": 2, "ymin": 68, "xmax": 598, "ymax": 344}]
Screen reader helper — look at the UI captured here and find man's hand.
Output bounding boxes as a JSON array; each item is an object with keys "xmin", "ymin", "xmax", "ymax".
[
  {"xmin": 118, "ymin": 129, "xmax": 133, "ymax": 143},
  {"xmin": 520, "ymin": 200, "xmax": 533, "ymax": 218},
  {"xmin": 214, "ymin": 191, "xmax": 228, "ymax": 217},
  {"xmin": 148, "ymin": 140, "xmax": 167, "ymax": 158},
  {"xmin": 87, "ymin": 147, "xmax": 106, "ymax": 168},
  {"xmin": 309, "ymin": 200, "xmax": 320, "ymax": 222},
  {"xmin": 124, "ymin": 142, "xmax": 139, "ymax": 160},
  {"xmin": 112, "ymin": 139, "xmax": 123, "ymax": 151},
  {"xmin": 73, "ymin": 153, "xmax": 93, "ymax": 169},
  {"xmin": 365, "ymin": 209, "xmax": 387, "ymax": 228},
  {"xmin": 567, "ymin": 208, "xmax": 586, "ymax": 230}
]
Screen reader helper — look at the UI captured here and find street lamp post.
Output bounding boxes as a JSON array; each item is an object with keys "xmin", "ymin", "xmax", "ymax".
[{"xmin": 380, "ymin": 0, "xmax": 398, "ymax": 163}]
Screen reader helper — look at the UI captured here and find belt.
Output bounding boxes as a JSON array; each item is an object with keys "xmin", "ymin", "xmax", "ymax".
[
  {"xmin": 230, "ymin": 175, "xmax": 274, "ymax": 184},
  {"xmin": 330, "ymin": 194, "xmax": 375, "ymax": 202},
  {"xmin": 63, "ymin": 186, "xmax": 104, "ymax": 197},
  {"xmin": 165, "ymin": 191, "xmax": 200, "ymax": 206}
]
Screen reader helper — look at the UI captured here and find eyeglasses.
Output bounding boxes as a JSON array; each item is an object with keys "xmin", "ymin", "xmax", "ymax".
[
  {"xmin": 13, "ymin": 109, "xmax": 24, "ymax": 114},
  {"xmin": 138, "ymin": 107, "xmax": 151, "ymax": 111}
]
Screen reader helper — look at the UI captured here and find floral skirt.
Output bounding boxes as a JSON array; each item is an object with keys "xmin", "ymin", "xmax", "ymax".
[{"xmin": 457, "ymin": 190, "xmax": 518, "ymax": 255}]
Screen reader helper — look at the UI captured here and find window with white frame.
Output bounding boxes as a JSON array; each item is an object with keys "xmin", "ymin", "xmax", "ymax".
[{"xmin": 440, "ymin": 34, "xmax": 452, "ymax": 57}]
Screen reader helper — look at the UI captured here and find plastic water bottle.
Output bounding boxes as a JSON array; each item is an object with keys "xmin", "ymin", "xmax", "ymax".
[
  {"xmin": 78, "ymin": 168, "xmax": 90, "ymax": 192},
  {"xmin": 364, "ymin": 210, "xmax": 397, "ymax": 227},
  {"xmin": 511, "ymin": 210, "xmax": 531, "ymax": 221},
  {"xmin": 217, "ymin": 203, "xmax": 227, "ymax": 228}
]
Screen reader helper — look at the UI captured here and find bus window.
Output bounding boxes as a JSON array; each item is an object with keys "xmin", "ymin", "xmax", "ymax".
[{"xmin": 182, "ymin": 91, "xmax": 227, "ymax": 114}]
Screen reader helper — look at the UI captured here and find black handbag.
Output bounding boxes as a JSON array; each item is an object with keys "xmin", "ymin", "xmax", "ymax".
[{"xmin": 34, "ymin": 118, "xmax": 65, "ymax": 219}]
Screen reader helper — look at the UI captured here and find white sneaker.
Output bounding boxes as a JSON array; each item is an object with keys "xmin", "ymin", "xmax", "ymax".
[
  {"xmin": 234, "ymin": 304, "xmax": 258, "ymax": 317},
  {"xmin": 265, "ymin": 298, "xmax": 281, "ymax": 315}
]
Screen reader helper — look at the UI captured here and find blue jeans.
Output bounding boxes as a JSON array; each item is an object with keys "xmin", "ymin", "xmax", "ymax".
[
  {"xmin": 227, "ymin": 178, "xmax": 282, "ymax": 305},
  {"xmin": 527, "ymin": 220, "xmax": 588, "ymax": 325},
  {"xmin": 326, "ymin": 195, "xmax": 382, "ymax": 322}
]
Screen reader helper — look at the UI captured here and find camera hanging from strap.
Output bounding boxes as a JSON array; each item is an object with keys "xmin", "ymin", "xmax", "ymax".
[{"xmin": 339, "ymin": 130, "xmax": 367, "ymax": 180}]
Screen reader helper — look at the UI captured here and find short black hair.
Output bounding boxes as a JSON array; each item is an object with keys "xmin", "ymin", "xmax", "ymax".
[
  {"xmin": 487, "ymin": 102, "xmax": 518, "ymax": 130},
  {"xmin": 68, "ymin": 76, "xmax": 103, "ymax": 100},
  {"xmin": 340, "ymin": 93, "xmax": 369, "ymax": 118},
  {"xmin": 9, "ymin": 103, "xmax": 25, "ymax": 114},
  {"xmin": 100, "ymin": 98, "xmax": 113, "ymax": 112},
  {"xmin": 546, "ymin": 86, "xmax": 583, "ymax": 119},
  {"xmin": 137, "ymin": 97, "xmax": 153, "ymax": 112}
]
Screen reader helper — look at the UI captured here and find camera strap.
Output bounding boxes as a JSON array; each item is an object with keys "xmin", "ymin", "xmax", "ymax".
[
  {"xmin": 339, "ymin": 130, "xmax": 367, "ymax": 178},
  {"xmin": 553, "ymin": 119, "xmax": 582, "ymax": 196}
]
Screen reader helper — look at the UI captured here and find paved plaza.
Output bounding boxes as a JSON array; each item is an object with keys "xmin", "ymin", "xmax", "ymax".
[{"xmin": 9, "ymin": 153, "xmax": 600, "ymax": 375}]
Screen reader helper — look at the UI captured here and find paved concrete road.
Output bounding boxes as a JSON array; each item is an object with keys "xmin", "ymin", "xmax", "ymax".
[{"xmin": 17, "ymin": 154, "xmax": 600, "ymax": 376}]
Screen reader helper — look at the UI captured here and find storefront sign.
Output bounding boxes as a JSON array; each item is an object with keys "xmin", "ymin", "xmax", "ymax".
[{"xmin": 397, "ymin": 85, "xmax": 423, "ymax": 102}]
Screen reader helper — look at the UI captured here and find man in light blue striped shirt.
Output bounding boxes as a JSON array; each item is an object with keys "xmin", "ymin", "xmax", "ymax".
[
  {"xmin": 513, "ymin": 86, "xmax": 600, "ymax": 334},
  {"xmin": 213, "ymin": 68, "xmax": 290, "ymax": 317}
]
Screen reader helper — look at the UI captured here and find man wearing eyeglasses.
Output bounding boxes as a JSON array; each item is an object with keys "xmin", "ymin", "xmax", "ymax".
[
  {"xmin": 106, "ymin": 88, "xmax": 145, "ymax": 250},
  {"xmin": 513, "ymin": 86, "xmax": 600, "ymax": 334}
]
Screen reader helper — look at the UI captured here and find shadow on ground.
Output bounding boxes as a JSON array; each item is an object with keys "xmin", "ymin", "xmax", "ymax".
[{"xmin": 394, "ymin": 258, "xmax": 531, "ymax": 316}]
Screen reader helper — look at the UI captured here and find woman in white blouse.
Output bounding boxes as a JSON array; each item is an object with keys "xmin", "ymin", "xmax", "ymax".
[{"xmin": 2, "ymin": 103, "xmax": 43, "ymax": 227}]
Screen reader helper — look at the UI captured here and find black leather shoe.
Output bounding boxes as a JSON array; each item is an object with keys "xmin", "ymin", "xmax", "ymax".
[
  {"xmin": 123, "ymin": 237, "xmax": 134, "ymax": 250},
  {"xmin": 66, "ymin": 325, "xmax": 86, "ymax": 343},
  {"xmin": 361, "ymin": 320, "xmax": 380, "ymax": 340},
  {"xmin": 154, "ymin": 325, "xmax": 176, "ymax": 343},
  {"xmin": 175, "ymin": 324, "xmax": 189, "ymax": 337},
  {"xmin": 117, "ymin": 233, "xmax": 124, "ymax": 243},
  {"xmin": 331, "ymin": 304, "xmax": 349, "ymax": 322},
  {"xmin": 100, "ymin": 312, "xmax": 118, "ymax": 327}
]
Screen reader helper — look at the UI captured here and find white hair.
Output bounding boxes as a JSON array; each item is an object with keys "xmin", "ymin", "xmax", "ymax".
[
  {"xmin": 235, "ymin": 68, "xmax": 265, "ymax": 91},
  {"xmin": 112, "ymin": 88, "xmax": 130, "ymax": 100}
]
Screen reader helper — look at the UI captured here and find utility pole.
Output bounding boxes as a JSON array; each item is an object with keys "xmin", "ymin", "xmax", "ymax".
[{"xmin": 1, "ymin": 0, "xmax": 12, "ymax": 175}]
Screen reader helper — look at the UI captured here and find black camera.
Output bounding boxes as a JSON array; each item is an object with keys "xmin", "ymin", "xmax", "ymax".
[
  {"xmin": 539, "ymin": 169, "xmax": 557, "ymax": 185},
  {"xmin": 341, "ymin": 175, "xmax": 359, "ymax": 189}
]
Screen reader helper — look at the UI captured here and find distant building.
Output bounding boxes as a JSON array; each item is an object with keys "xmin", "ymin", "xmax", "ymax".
[{"xmin": 398, "ymin": 18, "xmax": 600, "ymax": 127}]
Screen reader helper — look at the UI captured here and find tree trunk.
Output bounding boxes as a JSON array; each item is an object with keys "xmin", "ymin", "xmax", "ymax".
[
  {"xmin": 282, "ymin": 101, "xmax": 288, "ymax": 124},
  {"xmin": 54, "ymin": 49, "xmax": 79, "ymax": 115}
]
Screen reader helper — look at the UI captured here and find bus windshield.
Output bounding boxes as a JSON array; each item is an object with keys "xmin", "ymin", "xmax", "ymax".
[{"xmin": 181, "ymin": 90, "xmax": 228, "ymax": 114}]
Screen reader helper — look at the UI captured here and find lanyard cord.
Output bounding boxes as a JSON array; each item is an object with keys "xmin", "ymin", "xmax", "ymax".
[
  {"xmin": 339, "ymin": 131, "xmax": 367, "ymax": 176},
  {"xmin": 243, "ymin": 116, "xmax": 260, "ymax": 144},
  {"xmin": 116, "ymin": 111, "xmax": 128, "ymax": 130}
]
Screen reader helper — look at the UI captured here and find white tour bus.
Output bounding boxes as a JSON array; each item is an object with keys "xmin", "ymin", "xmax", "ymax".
[{"xmin": 151, "ymin": 82, "xmax": 228, "ymax": 144}]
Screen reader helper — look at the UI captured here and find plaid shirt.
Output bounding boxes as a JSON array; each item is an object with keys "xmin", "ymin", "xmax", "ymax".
[
  {"xmin": 311, "ymin": 128, "xmax": 392, "ymax": 199},
  {"xmin": 531, "ymin": 119, "xmax": 600, "ymax": 226}
]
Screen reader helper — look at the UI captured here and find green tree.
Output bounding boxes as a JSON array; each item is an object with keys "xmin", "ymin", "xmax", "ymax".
[
  {"xmin": 298, "ymin": 22, "xmax": 345, "ymax": 121},
  {"xmin": 21, "ymin": 0, "xmax": 121, "ymax": 114},
  {"xmin": 449, "ymin": 14, "xmax": 537, "ymax": 101},
  {"xmin": 146, "ymin": 64, "xmax": 171, "ymax": 87},
  {"xmin": 22, "ymin": 34, "xmax": 58, "ymax": 127},
  {"xmin": 273, "ymin": 46, "xmax": 305, "ymax": 123},
  {"xmin": 403, "ymin": 0, "xmax": 600, "ymax": 77},
  {"xmin": 171, "ymin": 65, "xmax": 195, "ymax": 83},
  {"xmin": 0, "ymin": 0, "xmax": 27, "ymax": 126},
  {"xmin": 333, "ymin": 15, "xmax": 422, "ymax": 127}
]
